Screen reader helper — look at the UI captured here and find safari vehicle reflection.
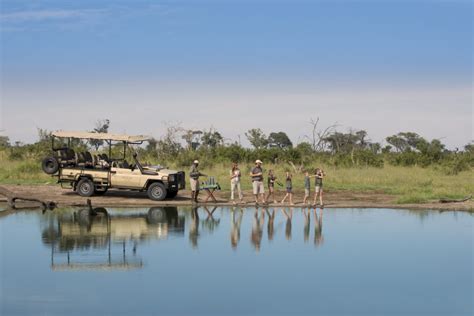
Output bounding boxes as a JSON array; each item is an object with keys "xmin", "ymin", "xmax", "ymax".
[
  {"xmin": 42, "ymin": 206, "xmax": 184, "ymax": 271},
  {"xmin": 41, "ymin": 131, "xmax": 186, "ymax": 201}
]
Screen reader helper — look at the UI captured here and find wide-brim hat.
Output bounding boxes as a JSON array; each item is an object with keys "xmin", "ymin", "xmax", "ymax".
[{"xmin": 255, "ymin": 160, "xmax": 263, "ymax": 164}]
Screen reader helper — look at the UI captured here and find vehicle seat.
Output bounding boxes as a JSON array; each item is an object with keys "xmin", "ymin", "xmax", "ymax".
[
  {"xmin": 66, "ymin": 149, "xmax": 76, "ymax": 166},
  {"xmin": 76, "ymin": 152, "xmax": 85, "ymax": 167},
  {"xmin": 84, "ymin": 152, "xmax": 94, "ymax": 168},
  {"xmin": 99, "ymin": 153, "xmax": 109, "ymax": 162},
  {"xmin": 120, "ymin": 160, "xmax": 130, "ymax": 169}
]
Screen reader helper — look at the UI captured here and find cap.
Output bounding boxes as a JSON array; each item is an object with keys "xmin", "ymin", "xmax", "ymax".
[
  {"xmin": 193, "ymin": 160, "xmax": 199, "ymax": 164},
  {"xmin": 255, "ymin": 159, "xmax": 263, "ymax": 164}
]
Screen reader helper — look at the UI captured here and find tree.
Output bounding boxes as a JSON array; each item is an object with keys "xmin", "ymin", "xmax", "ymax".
[
  {"xmin": 305, "ymin": 117, "xmax": 338, "ymax": 151},
  {"xmin": 385, "ymin": 132, "xmax": 424, "ymax": 152},
  {"xmin": 182, "ymin": 130, "xmax": 202, "ymax": 150},
  {"xmin": 464, "ymin": 142, "xmax": 474, "ymax": 154},
  {"xmin": 323, "ymin": 131, "xmax": 365, "ymax": 154},
  {"xmin": 268, "ymin": 132, "xmax": 293, "ymax": 149},
  {"xmin": 89, "ymin": 119, "xmax": 110, "ymax": 150},
  {"xmin": 201, "ymin": 128, "xmax": 224, "ymax": 148},
  {"xmin": 156, "ymin": 123, "xmax": 183, "ymax": 158},
  {"xmin": 245, "ymin": 128, "xmax": 268, "ymax": 149},
  {"xmin": 0, "ymin": 136, "xmax": 10, "ymax": 148}
]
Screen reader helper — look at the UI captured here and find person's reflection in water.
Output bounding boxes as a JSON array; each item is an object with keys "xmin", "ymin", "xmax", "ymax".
[
  {"xmin": 313, "ymin": 209, "xmax": 324, "ymax": 247},
  {"xmin": 281, "ymin": 208, "xmax": 293, "ymax": 241},
  {"xmin": 230, "ymin": 208, "xmax": 243, "ymax": 250},
  {"xmin": 189, "ymin": 207, "xmax": 200, "ymax": 249},
  {"xmin": 251, "ymin": 207, "xmax": 265, "ymax": 252},
  {"xmin": 303, "ymin": 208, "xmax": 311, "ymax": 243},
  {"xmin": 265, "ymin": 208, "xmax": 275, "ymax": 242}
]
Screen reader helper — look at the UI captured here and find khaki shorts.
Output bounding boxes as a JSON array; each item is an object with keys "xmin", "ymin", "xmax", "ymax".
[
  {"xmin": 315, "ymin": 186, "xmax": 322, "ymax": 193},
  {"xmin": 305, "ymin": 188, "xmax": 310, "ymax": 196},
  {"xmin": 252, "ymin": 181, "xmax": 265, "ymax": 195},
  {"xmin": 190, "ymin": 178, "xmax": 199, "ymax": 191}
]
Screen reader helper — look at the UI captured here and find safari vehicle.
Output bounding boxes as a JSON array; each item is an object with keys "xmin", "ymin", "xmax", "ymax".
[{"xmin": 41, "ymin": 131, "xmax": 185, "ymax": 201}]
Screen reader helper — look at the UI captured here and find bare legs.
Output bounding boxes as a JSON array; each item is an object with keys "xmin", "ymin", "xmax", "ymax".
[
  {"xmin": 281, "ymin": 192, "xmax": 294, "ymax": 205},
  {"xmin": 313, "ymin": 189, "xmax": 323, "ymax": 206},
  {"xmin": 265, "ymin": 187, "xmax": 277, "ymax": 204},
  {"xmin": 303, "ymin": 191, "xmax": 310, "ymax": 205}
]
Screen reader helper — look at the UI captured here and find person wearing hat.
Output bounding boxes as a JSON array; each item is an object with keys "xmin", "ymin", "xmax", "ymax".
[
  {"xmin": 250, "ymin": 160, "xmax": 265, "ymax": 204},
  {"xmin": 189, "ymin": 160, "xmax": 206, "ymax": 203}
]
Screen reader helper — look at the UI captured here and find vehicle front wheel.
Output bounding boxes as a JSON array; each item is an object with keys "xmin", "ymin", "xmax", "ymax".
[
  {"xmin": 77, "ymin": 178, "xmax": 95, "ymax": 197},
  {"xmin": 147, "ymin": 182, "xmax": 167, "ymax": 201}
]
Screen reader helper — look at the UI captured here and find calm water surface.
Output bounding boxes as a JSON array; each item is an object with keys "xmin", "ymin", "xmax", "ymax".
[{"xmin": 0, "ymin": 205, "xmax": 472, "ymax": 316}]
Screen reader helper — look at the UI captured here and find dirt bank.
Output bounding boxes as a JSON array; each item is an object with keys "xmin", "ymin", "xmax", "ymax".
[{"xmin": 0, "ymin": 184, "xmax": 472, "ymax": 211}]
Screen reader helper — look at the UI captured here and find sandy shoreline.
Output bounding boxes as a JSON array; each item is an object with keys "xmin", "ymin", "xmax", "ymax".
[{"xmin": 0, "ymin": 184, "xmax": 472, "ymax": 211}]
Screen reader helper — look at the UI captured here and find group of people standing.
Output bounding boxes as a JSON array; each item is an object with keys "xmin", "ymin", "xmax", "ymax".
[
  {"xmin": 190, "ymin": 159, "xmax": 325, "ymax": 206},
  {"xmin": 241, "ymin": 160, "xmax": 325, "ymax": 206}
]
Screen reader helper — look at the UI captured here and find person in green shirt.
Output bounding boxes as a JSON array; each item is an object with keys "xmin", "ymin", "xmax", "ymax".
[
  {"xmin": 312, "ymin": 168, "xmax": 325, "ymax": 207},
  {"xmin": 281, "ymin": 171, "xmax": 294, "ymax": 205}
]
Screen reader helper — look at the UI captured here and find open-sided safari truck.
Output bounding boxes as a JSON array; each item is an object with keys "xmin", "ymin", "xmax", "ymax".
[{"xmin": 41, "ymin": 131, "xmax": 185, "ymax": 201}]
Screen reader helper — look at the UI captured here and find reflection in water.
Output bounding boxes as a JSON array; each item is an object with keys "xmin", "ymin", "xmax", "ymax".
[
  {"xmin": 189, "ymin": 207, "xmax": 200, "ymax": 249},
  {"xmin": 251, "ymin": 208, "xmax": 265, "ymax": 252},
  {"xmin": 282, "ymin": 208, "xmax": 293, "ymax": 241},
  {"xmin": 230, "ymin": 208, "xmax": 243, "ymax": 250},
  {"xmin": 40, "ymin": 206, "xmax": 325, "ymax": 270},
  {"xmin": 266, "ymin": 209, "xmax": 275, "ymax": 241},
  {"xmin": 314, "ymin": 209, "xmax": 324, "ymax": 247},
  {"xmin": 303, "ymin": 208, "xmax": 310, "ymax": 243},
  {"xmin": 42, "ymin": 207, "xmax": 185, "ymax": 271}
]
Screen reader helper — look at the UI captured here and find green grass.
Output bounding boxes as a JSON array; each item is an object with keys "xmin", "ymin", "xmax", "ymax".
[{"xmin": 0, "ymin": 153, "xmax": 472, "ymax": 204}]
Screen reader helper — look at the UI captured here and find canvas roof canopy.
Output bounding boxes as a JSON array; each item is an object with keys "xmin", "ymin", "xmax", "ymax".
[{"xmin": 52, "ymin": 131, "xmax": 150, "ymax": 143}]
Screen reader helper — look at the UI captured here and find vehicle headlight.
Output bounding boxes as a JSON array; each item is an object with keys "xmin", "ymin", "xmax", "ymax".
[{"xmin": 169, "ymin": 175, "xmax": 175, "ymax": 182}]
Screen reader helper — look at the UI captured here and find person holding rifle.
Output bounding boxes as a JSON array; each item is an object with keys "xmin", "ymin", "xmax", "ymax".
[{"xmin": 190, "ymin": 160, "xmax": 206, "ymax": 203}]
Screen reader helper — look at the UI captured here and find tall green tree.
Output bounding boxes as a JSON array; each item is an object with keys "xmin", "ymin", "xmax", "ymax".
[
  {"xmin": 201, "ymin": 128, "xmax": 224, "ymax": 148},
  {"xmin": 89, "ymin": 119, "xmax": 110, "ymax": 150},
  {"xmin": 0, "ymin": 136, "xmax": 10, "ymax": 148},
  {"xmin": 245, "ymin": 128, "xmax": 268, "ymax": 149},
  {"xmin": 268, "ymin": 132, "xmax": 293, "ymax": 149}
]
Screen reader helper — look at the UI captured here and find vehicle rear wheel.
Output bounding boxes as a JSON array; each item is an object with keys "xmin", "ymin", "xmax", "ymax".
[
  {"xmin": 147, "ymin": 182, "xmax": 167, "ymax": 201},
  {"xmin": 77, "ymin": 178, "xmax": 94, "ymax": 197},
  {"xmin": 166, "ymin": 190, "xmax": 178, "ymax": 199},
  {"xmin": 42, "ymin": 156, "xmax": 59, "ymax": 174}
]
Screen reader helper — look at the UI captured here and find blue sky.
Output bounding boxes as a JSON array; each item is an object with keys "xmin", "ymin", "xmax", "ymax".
[{"xmin": 1, "ymin": 0, "xmax": 472, "ymax": 148}]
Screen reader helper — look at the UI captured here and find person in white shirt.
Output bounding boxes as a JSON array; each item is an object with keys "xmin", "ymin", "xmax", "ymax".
[{"xmin": 230, "ymin": 162, "xmax": 244, "ymax": 204}]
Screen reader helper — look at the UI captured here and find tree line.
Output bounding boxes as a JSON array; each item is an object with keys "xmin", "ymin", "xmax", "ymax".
[{"xmin": 0, "ymin": 118, "xmax": 472, "ymax": 175}]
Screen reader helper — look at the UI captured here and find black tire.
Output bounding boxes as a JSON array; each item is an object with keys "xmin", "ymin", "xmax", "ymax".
[
  {"xmin": 42, "ymin": 157, "xmax": 59, "ymax": 175},
  {"xmin": 147, "ymin": 182, "xmax": 167, "ymax": 201},
  {"xmin": 77, "ymin": 178, "xmax": 95, "ymax": 197},
  {"xmin": 166, "ymin": 190, "xmax": 178, "ymax": 199}
]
